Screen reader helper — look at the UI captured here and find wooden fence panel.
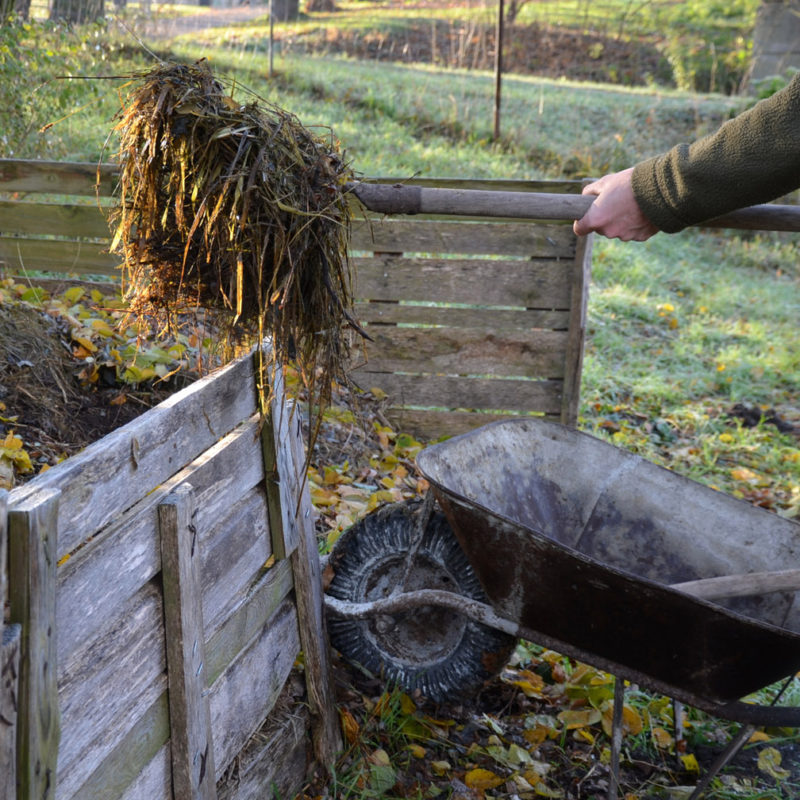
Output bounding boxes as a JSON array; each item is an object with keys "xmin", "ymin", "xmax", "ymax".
[{"xmin": 56, "ymin": 414, "xmax": 265, "ymax": 670}]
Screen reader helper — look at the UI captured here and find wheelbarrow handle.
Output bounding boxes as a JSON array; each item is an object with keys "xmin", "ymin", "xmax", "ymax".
[{"xmin": 347, "ymin": 181, "xmax": 800, "ymax": 232}]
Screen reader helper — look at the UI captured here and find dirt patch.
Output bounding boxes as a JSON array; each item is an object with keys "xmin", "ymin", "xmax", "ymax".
[{"xmin": 0, "ymin": 303, "xmax": 175, "ymax": 483}]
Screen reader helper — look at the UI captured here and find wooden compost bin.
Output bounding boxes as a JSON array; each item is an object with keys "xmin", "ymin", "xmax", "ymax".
[
  {"xmin": 0, "ymin": 158, "xmax": 592, "ymax": 797},
  {"xmin": 0, "ymin": 159, "xmax": 592, "ymax": 442},
  {"xmin": 0, "ymin": 350, "xmax": 341, "ymax": 800}
]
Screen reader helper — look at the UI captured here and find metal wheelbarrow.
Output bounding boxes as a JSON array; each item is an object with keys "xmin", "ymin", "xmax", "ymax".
[{"xmin": 324, "ymin": 418, "xmax": 800, "ymax": 795}]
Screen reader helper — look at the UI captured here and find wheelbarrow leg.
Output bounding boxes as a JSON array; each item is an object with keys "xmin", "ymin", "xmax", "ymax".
[
  {"xmin": 686, "ymin": 723, "xmax": 755, "ymax": 800},
  {"xmin": 686, "ymin": 674, "xmax": 794, "ymax": 800},
  {"xmin": 608, "ymin": 676, "xmax": 625, "ymax": 800}
]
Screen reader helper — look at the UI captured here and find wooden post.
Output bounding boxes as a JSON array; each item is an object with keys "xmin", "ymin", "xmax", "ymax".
[
  {"xmin": 1, "ymin": 488, "xmax": 21, "ymax": 800},
  {"xmin": 8, "ymin": 488, "xmax": 61, "ymax": 800},
  {"xmin": 158, "ymin": 483, "xmax": 217, "ymax": 800},
  {"xmin": 258, "ymin": 353, "xmax": 300, "ymax": 560},
  {"xmin": 285, "ymin": 412, "xmax": 343, "ymax": 766}
]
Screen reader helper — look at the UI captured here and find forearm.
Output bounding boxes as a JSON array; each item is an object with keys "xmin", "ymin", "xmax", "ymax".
[{"xmin": 631, "ymin": 74, "xmax": 800, "ymax": 233}]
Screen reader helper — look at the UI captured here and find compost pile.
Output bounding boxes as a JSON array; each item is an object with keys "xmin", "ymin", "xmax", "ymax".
[{"xmin": 110, "ymin": 60, "xmax": 361, "ymax": 424}]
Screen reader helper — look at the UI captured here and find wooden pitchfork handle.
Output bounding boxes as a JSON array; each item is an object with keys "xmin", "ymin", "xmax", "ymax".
[
  {"xmin": 347, "ymin": 181, "xmax": 800, "ymax": 232},
  {"xmin": 671, "ymin": 568, "xmax": 800, "ymax": 601}
]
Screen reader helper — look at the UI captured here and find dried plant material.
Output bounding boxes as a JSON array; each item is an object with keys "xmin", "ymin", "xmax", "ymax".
[{"xmin": 108, "ymin": 59, "xmax": 362, "ymax": 431}]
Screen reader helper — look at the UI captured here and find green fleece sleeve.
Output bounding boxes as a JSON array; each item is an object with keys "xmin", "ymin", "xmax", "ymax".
[{"xmin": 631, "ymin": 74, "xmax": 800, "ymax": 233}]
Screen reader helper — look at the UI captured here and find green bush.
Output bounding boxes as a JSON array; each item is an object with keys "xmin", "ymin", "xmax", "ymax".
[{"xmin": 0, "ymin": 17, "xmax": 123, "ymax": 158}]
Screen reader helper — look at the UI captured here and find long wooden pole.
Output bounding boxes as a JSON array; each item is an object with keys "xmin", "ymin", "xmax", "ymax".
[
  {"xmin": 493, "ymin": 0, "xmax": 504, "ymax": 141},
  {"xmin": 348, "ymin": 181, "xmax": 800, "ymax": 232}
]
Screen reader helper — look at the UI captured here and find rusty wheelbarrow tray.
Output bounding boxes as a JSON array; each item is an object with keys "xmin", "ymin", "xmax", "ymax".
[{"xmin": 411, "ymin": 418, "xmax": 800, "ymax": 727}]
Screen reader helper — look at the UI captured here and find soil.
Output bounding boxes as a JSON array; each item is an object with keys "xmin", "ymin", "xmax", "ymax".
[{"xmin": 0, "ymin": 303, "xmax": 176, "ymax": 482}]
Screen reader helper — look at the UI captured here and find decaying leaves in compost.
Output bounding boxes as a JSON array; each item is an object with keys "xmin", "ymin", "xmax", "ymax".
[{"xmin": 108, "ymin": 59, "xmax": 361, "ymax": 426}]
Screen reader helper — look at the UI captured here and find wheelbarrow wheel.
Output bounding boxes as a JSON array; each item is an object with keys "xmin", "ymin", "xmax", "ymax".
[{"xmin": 326, "ymin": 499, "xmax": 517, "ymax": 703}]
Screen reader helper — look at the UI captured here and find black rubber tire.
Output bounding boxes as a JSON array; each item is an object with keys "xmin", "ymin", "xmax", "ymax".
[{"xmin": 327, "ymin": 499, "xmax": 517, "ymax": 703}]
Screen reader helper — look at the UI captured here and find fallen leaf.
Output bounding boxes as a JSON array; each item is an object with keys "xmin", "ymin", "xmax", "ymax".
[
  {"xmin": 757, "ymin": 747, "xmax": 790, "ymax": 780},
  {"xmin": 464, "ymin": 768, "xmax": 504, "ymax": 790},
  {"xmin": 558, "ymin": 708, "xmax": 601, "ymax": 730},
  {"xmin": 339, "ymin": 708, "xmax": 360, "ymax": 744}
]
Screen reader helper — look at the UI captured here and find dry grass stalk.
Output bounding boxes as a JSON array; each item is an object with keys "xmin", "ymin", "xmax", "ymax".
[{"xmin": 109, "ymin": 59, "xmax": 361, "ymax": 430}]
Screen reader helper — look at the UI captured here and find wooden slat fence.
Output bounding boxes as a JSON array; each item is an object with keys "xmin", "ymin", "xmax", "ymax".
[
  {"xmin": 0, "ymin": 350, "xmax": 341, "ymax": 800},
  {"xmin": 0, "ymin": 159, "xmax": 592, "ymax": 440}
]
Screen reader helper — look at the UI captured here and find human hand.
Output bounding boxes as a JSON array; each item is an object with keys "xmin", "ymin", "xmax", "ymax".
[{"xmin": 573, "ymin": 168, "xmax": 659, "ymax": 241}]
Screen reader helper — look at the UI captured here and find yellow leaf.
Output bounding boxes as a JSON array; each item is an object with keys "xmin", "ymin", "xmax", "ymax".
[
  {"xmin": 534, "ymin": 782, "xmax": 565, "ymax": 798},
  {"xmin": 339, "ymin": 708, "xmax": 360, "ymax": 745},
  {"xmin": 62, "ymin": 286, "xmax": 85, "ymax": 304},
  {"xmin": 652, "ymin": 726, "xmax": 673, "ymax": 749},
  {"xmin": 368, "ymin": 748, "xmax": 390, "ymax": 766},
  {"xmin": 748, "ymin": 730, "xmax": 771, "ymax": 743},
  {"xmin": 523, "ymin": 726, "xmax": 550, "ymax": 747},
  {"xmin": 430, "ymin": 760, "xmax": 451, "ymax": 776},
  {"xmin": 573, "ymin": 728, "xmax": 595, "ymax": 745},
  {"xmin": 90, "ymin": 318, "xmax": 115, "ymax": 337},
  {"xmin": 72, "ymin": 335, "xmax": 98, "ymax": 353},
  {"xmin": 680, "ymin": 753, "xmax": 700, "ymax": 773},
  {"xmin": 399, "ymin": 693, "xmax": 416, "ymax": 715},
  {"xmin": 601, "ymin": 704, "xmax": 643, "ymax": 737},
  {"xmin": 757, "ymin": 747, "xmax": 790, "ymax": 780},
  {"xmin": 408, "ymin": 744, "xmax": 426, "ymax": 759},
  {"xmin": 731, "ymin": 467, "xmax": 758, "ymax": 482},
  {"xmin": 464, "ymin": 768, "xmax": 505, "ymax": 790},
  {"xmin": 558, "ymin": 709, "xmax": 601, "ymax": 729}
]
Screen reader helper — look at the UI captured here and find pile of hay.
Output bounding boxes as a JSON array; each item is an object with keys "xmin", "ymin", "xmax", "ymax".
[{"xmin": 109, "ymin": 60, "xmax": 361, "ymax": 423}]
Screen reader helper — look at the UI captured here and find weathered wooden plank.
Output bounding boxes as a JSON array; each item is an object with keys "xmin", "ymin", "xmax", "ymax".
[
  {"xmin": 159, "ymin": 484, "xmax": 217, "ymax": 800},
  {"xmin": 286, "ymin": 414, "xmax": 342, "ymax": 765},
  {"xmin": 204, "ymin": 559, "xmax": 294, "ymax": 685},
  {"xmin": 57, "ymin": 582, "xmax": 167, "ymax": 800},
  {"xmin": 0, "ymin": 237, "xmax": 118, "ymax": 275},
  {"xmin": 7, "ymin": 488, "xmax": 60, "ymax": 800},
  {"xmin": 260, "ymin": 364, "xmax": 301, "ymax": 560},
  {"xmin": 216, "ymin": 685, "xmax": 309, "ymax": 800},
  {"xmin": 209, "ymin": 598, "xmax": 300, "ymax": 779},
  {"xmin": 69, "ymin": 693, "xmax": 170, "ymax": 800},
  {"xmin": 200, "ymin": 486, "xmax": 272, "ymax": 632},
  {"xmin": 353, "ymin": 374, "xmax": 564, "ymax": 414},
  {"xmin": 355, "ymin": 302, "xmax": 570, "ymax": 330},
  {"xmin": 353, "ymin": 327, "xmax": 569, "ymax": 378},
  {"xmin": 1, "ymin": 624, "xmax": 21, "ymax": 800},
  {"xmin": 10, "ymin": 351, "xmax": 258, "ymax": 561},
  {"xmin": 0, "ymin": 159, "xmax": 117, "ymax": 196},
  {"xmin": 561, "ymin": 233, "xmax": 593, "ymax": 425},
  {"xmin": 56, "ymin": 415, "xmax": 264, "ymax": 669},
  {"xmin": 350, "ymin": 218, "xmax": 576, "ymax": 258},
  {"xmin": 0, "ymin": 201, "xmax": 111, "ymax": 239},
  {"xmin": 119, "ymin": 744, "xmax": 171, "ymax": 800},
  {"xmin": 382, "ymin": 408, "xmax": 556, "ymax": 440},
  {"xmin": 352, "ymin": 256, "xmax": 572, "ymax": 307}
]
